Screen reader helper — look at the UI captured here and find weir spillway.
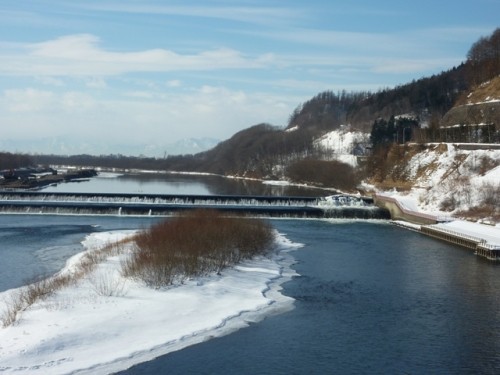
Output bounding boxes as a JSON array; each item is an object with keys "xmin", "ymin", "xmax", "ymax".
[{"xmin": 0, "ymin": 191, "xmax": 390, "ymax": 219}]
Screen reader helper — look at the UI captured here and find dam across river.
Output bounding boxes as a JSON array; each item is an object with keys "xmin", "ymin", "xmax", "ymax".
[{"xmin": 0, "ymin": 191, "xmax": 389, "ymax": 219}]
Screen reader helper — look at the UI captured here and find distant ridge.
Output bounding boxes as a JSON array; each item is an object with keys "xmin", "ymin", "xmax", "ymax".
[{"xmin": 0, "ymin": 137, "xmax": 220, "ymax": 158}]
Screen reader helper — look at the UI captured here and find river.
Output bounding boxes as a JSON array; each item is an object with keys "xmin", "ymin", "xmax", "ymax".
[{"xmin": 1, "ymin": 173, "xmax": 499, "ymax": 374}]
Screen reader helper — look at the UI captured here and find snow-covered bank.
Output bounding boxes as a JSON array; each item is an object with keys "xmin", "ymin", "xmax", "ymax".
[
  {"xmin": 0, "ymin": 231, "xmax": 302, "ymax": 375},
  {"xmin": 435, "ymin": 220, "xmax": 500, "ymax": 247},
  {"xmin": 375, "ymin": 191, "xmax": 500, "ymax": 251},
  {"xmin": 361, "ymin": 142, "xmax": 500, "ymax": 224}
]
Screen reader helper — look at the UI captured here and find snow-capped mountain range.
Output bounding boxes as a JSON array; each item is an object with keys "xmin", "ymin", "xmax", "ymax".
[{"xmin": 0, "ymin": 137, "xmax": 220, "ymax": 157}]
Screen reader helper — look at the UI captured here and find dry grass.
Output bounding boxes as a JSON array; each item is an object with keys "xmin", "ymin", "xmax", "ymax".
[
  {"xmin": 1, "ymin": 237, "xmax": 133, "ymax": 328},
  {"xmin": 448, "ymin": 181, "xmax": 500, "ymax": 221},
  {"xmin": 1, "ymin": 275, "xmax": 72, "ymax": 327},
  {"xmin": 455, "ymin": 205, "xmax": 500, "ymax": 222},
  {"xmin": 122, "ymin": 209, "xmax": 274, "ymax": 288},
  {"xmin": 456, "ymin": 75, "xmax": 500, "ymax": 105}
]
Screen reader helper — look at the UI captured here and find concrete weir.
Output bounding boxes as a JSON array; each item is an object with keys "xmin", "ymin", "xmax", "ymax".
[{"xmin": 0, "ymin": 191, "xmax": 390, "ymax": 219}]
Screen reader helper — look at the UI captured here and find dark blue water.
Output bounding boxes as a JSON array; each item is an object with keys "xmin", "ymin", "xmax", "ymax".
[
  {"xmin": 121, "ymin": 220, "xmax": 500, "ymax": 375},
  {"xmin": 0, "ymin": 215, "xmax": 161, "ymax": 291}
]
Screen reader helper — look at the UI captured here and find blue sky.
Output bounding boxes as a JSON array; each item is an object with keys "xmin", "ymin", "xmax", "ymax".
[{"xmin": 0, "ymin": 0, "xmax": 498, "ymax": 156}]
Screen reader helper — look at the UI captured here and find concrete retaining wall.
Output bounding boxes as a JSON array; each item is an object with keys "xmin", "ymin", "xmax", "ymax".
[{"xmin": 374, "ymin": 194, "xmax": 438, "ymax": 225}]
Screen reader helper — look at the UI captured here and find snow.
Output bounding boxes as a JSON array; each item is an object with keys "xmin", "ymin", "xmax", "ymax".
[
  {"xmin": 314, "ymin": 132, "xmax": 498, "ymax": 222},
  {"xmin": 434, "ymin": 220, "xmax": 500, "ymax": 247},
  {"xmin": 466, "ymin": 98, "xmax": 500, "ymax": 105},
  {"xmin": 311, "ymin": 131, "xmax": 498, "ymax": 227},
  {"xmin": 314, "ymin": 129, "xmax": 369, "ymax": 167},
  {"xmin": 262, "ymin": 180, "xmax": 291, "ymax": 186},
  {"xmin": 0, "ymin": 231, "xmax": 302, "ymax": 374},
  {"xmin": 373, "ymin": 143, "xmax": 500, "ymax": 217},
  {"xmin": 377, "ymin": 191, "xmax": 500, "ymax": 248},
  {"xmin": 93, "ymin": 172, "xmax": 123, "ymax": 178}
]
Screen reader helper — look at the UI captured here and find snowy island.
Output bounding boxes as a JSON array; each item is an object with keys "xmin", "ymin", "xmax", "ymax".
[{"xmin": 0, "ymin": 230, "xmax": 301, "ymax": 374}]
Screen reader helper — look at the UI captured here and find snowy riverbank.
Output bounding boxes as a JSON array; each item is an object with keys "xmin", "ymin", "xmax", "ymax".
[{"xmin": 0, "ymin": 231, "xmax": 302, "ymax": 374}]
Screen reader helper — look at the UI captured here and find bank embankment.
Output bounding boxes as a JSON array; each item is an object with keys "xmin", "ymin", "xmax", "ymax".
[{"xmin": 375, "ymin": 194, "xmax": 500, "ymax": 261}]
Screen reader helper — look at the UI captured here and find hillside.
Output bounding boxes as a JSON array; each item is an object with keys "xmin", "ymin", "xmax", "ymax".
[
  {"xmin": 456, "ymin": 75, "xmax": 500, "ymax": 105},
  {"xmin": 188, "ymin": 30, "xmax": 499, "ymax": 181},
  {"xmin": 287, "ymin": 65, "xmax": 469, "ymax": 134},
  {"xmin": 363, "ymin": 142, "xmax": 500, "ymax": 222},
  {"xmin": 440, "ymin": 76, "xmax": 500, "ymax": 131}
]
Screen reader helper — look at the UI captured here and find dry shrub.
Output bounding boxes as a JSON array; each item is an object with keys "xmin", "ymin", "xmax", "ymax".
[
  {"xmin": 478, "ymin": 156, "xmax": 498, "ymax": 175},
  {"xmin": 89, "ymin": 271, "xmax": 128, "ymax": 297},
  {"xmin": 122, "ymin": 209, "xmax": 274, "ymax": 288},
  {"xmin": 1, "ymin": 237, "xmax": 134, "ymax": 327},
  {"xmin": 445, "ymin": 181, "xmax": 499, "ymax": 220},
  {"xmin": 1, "ymin": 292, "xmax": 24, "ymax": 327},
  {"xmin": 286, "ymin": 159, "xmax": 359, "ymax": 190},
  {"xmin": 0, "ymin": 274, "xmax": 72, "ymax": 328},
  {"xmin": 480, "ymin": 182, "xmax": 500, "ymax": 207}
]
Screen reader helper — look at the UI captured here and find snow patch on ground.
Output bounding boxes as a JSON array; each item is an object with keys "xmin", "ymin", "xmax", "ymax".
[
  {"xmin": 435, "ymin": 220, "xmax": 500, "ymax": 247},
  {"xmin": 314, "ymin": 129, "xmax": 369, "ymax": 167},
  {"xmin": 0, "ymin": 231, "xmax": 302, "ymax": 375},
  {"xmin": 375, "ymin": 144, "xmax": 500, "ymax": 218}
]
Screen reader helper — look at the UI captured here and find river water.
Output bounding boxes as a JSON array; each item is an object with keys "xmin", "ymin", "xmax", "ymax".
[{"xmin": 1, "ymin": 174, "xmax": 499, "ymax": 374}]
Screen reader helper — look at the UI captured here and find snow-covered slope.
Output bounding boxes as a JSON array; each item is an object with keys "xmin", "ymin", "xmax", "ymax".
[
  {"xmin": 305, "ymin": 128, "xmax": 499, "ymax": 221},
  {"xmin": 369, "ymin": 143, "xmax": 500, "ymax": 221},
  {"xmin": 314, "ymin": 128, "xmax": 369, "ymax": 167}
]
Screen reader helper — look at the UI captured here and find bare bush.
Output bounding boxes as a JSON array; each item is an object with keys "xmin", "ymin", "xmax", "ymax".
[
  {"xmin": 286, "ymin": 159, "xmax": 360, "ymax": 190},
  {"xmin": 89, "ymin": 271, "xmax": 128, "ymax": 297},
  {"xmin": 1, "ymin": 292, "xmax": 24, "ymax": 327},
  {"xmin": 1, "ymin": 237, "xmax": 134, "ymax": 327},
  {"xmin": 122, "ymin": 209, "xmax": 274, "ymax": 288},
  {"xmin": 440, "ymin": 196, "xmax": 457, "ymax": 212},
  {"xmin": 481, "ymin": 182, "xmax": 500, "ymax": 207}
]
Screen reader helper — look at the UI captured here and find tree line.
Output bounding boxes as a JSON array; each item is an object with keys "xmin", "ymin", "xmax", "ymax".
[{"xmin": 0, "ymin": 152, "xmax": 33, "ymax": 170}]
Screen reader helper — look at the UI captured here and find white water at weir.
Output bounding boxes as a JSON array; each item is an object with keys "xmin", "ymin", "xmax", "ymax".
[
  {"xmin": 0, "ymin": 192, "xmax": 386, "ymax": 219},
  {"xmin": 0, "ymin": 193, "xmax": 370, "ymax": 207}
]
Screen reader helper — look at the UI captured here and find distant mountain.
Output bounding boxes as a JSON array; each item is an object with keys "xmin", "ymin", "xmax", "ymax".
[
  {"xmin": 162, "ymin": 138, "xmax": 220, "ymax": 157},
  {"xmin": 0, "ymin": 137, "xmax": 220, "ymax": 157}
]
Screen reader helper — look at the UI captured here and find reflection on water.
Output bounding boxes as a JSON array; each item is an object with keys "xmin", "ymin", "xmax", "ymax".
[{"xmin": 41, "ymin": 172, "xmax": 334, "ymax": 197}]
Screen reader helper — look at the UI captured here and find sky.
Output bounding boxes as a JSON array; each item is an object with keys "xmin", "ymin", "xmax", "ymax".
[{"xmin": 0, "ymin": 0, "xmax": 498, "ymax": 156}]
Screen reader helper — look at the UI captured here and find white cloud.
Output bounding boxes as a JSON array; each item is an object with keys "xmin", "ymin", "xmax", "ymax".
[
  {"xmin": 0, "ymin": 85, "xmax": 295, "ymax": 147},
  {"xmin": 3, "ymin": 88, "xmax": 54, "ymax": 112},
  {"xmin": 35, "ymin": 76, "xmax": 65, "ymax": 87},
  {"xmin": 123, "ymin": 91, "xmax": 155, "ymax": 99},
  {"xmin": 166, "ymin": 80, "xmax": 182, "ymax": 88},
  {"xmin": 85, "ymin": 77, "xmax": 108, "ymax": 89},
  {"xmin": 61, "ymin": 92, "xmax": 97, "ymax": 112},
  {"xmin": 78, "ymin": 3, "xmax": 303, "ymax": 26},
  {"xmin": 0, "ymin": 34, "xmax": 270, "ymax": 77}
]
